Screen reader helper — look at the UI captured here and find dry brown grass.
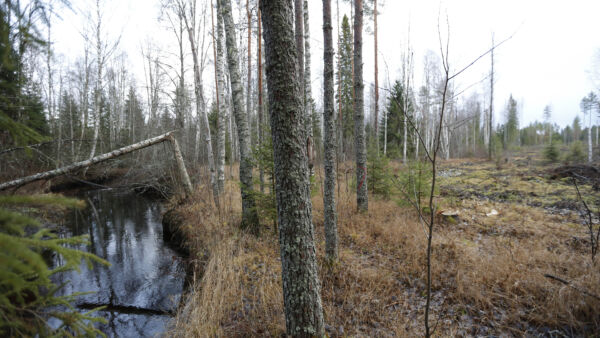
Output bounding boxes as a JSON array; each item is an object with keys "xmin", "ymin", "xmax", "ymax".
[{"xmin": 168, "ymin": 160, "xmax": 600, "ymax": 337}]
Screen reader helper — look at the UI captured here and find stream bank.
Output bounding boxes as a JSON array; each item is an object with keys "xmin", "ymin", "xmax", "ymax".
[{"xmin": 50, "ymin": 188, "xmax": 189, "ymax": 337}]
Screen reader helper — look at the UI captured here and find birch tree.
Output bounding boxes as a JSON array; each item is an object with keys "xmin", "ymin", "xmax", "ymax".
[
  {"xmin": 488, "ymin": 33, "xmax": 495, "ymax": 160},
  {"xmin": 178, "ymin": 0, "xmax": 220, "ymax": 204},
  {"xmin": 259, "ymin": 0, "xmax": 324, "ymax": 334},
  {"xmin": 581, "ymin": 92, "xmax": 597, "ymax": 163},
  {"xmin": 219, "ymin": 0, "xmax": 259, "ymax": 231},
  {"xmin": 88, "ymin": 0, "xmax": 105, "ymax": 163},
  {"xmin": 211, "ymin": 0, "xmax": 227, "ymax": 192}
]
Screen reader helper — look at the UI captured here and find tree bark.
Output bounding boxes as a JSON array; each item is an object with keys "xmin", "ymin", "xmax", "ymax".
[
  {"xmin": 303, "ymin": 0, "xmax": 314, "ymax": 174},
  {"xmin": 181, "ymin": 2, "xmax": 220, "ymax": 206},
  {"xmin": 168, "ymin": 134, "xmax": 195, "ymax": 197},
  {"xmin": 257, "ymin": 8, "xmax": 265, "ymax": 193},
  {"xmin": 260, "ymin": 0, "xmax": 325, "ymax": 335},
  {"xmin": 589, "ymin": 111, "xmax": 593, "ymax": 163},
  {"xmin": 373, "ymin": 0, "xmax": 379, "ymax": 151},
  {"xmin": 323, "ymin": 0, "xmax": 338, "ymax": 261},
  {"xmin": 354, "ymin": 0, "xmax": 368, "ymax": 211},
  {"xmin": 219, "ymin": 0, "xmax": 260, "ymax": 231},
  {"xmin": 88, "ymin": 0, "xmax": 103, "ymax": 167},
  {"xmin": 213, "ymin": 0, "xmax": 227, "ymax": 193},
  {"xmin": 0, "ymin": 131, "xmax": 193, "ymax": 197},
  {"xmin": 488, "ymin": 34, "xmax": 494, "ymax": 160},
  {"xmin": 246, "ymin": 0, "xmax": 252, "ymax": 150}
]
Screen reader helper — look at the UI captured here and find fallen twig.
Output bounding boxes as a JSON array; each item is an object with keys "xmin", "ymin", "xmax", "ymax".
[{"xmin": 544, "ymin": 273, "xmax": 600, "ymax": 301}]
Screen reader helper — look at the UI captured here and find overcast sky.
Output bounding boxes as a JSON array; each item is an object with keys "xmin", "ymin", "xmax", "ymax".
[{"xmin": 51, "ymin": 0, "xmax": 600, "ymax": 128}]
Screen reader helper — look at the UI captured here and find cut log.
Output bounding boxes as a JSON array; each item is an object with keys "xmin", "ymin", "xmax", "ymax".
[{"xmin": 0, "ymin": 131, "xmax": 194, "ymax": 197}]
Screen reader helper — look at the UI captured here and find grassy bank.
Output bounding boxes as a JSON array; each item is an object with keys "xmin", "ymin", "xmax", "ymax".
[{"xmin": 168, "ymin": 157, "xmax": 600, "ymax": 336}]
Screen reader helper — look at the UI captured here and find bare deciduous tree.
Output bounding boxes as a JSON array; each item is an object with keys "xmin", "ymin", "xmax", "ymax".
[{"xmin": 219, "ymin": 0, "xmax": 259, "ymax": 231}]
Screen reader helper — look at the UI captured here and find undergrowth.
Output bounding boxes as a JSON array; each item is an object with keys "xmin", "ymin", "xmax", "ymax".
[{"xmin": 168, "ymin": 159, "xmax": 600, "ymax": 336}]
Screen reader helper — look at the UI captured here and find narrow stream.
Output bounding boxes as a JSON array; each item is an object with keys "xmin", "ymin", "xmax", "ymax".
[{"xmin": 51, "ymin": 189, "xmax": 186, "ymax": 337}]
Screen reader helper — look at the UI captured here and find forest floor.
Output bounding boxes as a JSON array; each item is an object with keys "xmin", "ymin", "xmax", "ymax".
[{"xmin": 168, "ymin": 149, "xmax": 600, "ymax": 337}]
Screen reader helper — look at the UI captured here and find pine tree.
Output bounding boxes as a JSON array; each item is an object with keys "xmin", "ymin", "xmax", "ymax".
[
  {"xmin": 354, "ymin": 0, "xmax": 368, "ymax": 211},
  {"xmin": 323, "ymin": 0, "xmax": 338, "ymax": 260},
  {"xmin": 259, "ymin": 0, "xmax": 324, "ymax": 334}
]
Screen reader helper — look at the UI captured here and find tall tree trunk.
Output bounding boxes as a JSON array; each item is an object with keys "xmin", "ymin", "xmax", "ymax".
[
  {"xmin": 76, "ymin": 48, "xmax": 89, "ymax": 160},
  {"xmin": 354, "ymin": 0, "xmax": 368, "ymax": 211},
  {"xmin": 336, "ymin": 0, "xmax": 343, "ymax": 164},
  {"xmin": 589, "ymin": 112, "xmax": 593, "ymax": 163},
  {"xmin": 182, "ymin": 6, "xmax": 220, "ymax": 206},
  {"xmin": 488, "ymin": 34, "xmax": 494, "ymax": 160},
  {"xmin": 303, "ymin": 0, "xmax": 314, "ymax": 174},
  {"xmin": 295, "ymin": 0, "xmax": 304, "ymax": 104},
  {"xmin": 383, "ymin": 107, "xmax": 387, "ymax": 155},
  {"xmin": 323, "ymin": 0, "xmax": 338, "ymax": 261},
  {"xmin": 246, "ymin": 0, "xmax": 252, "ymax": 147},
  {"xmin": 88, "ymin": 0, "xmax": 103, "ymax": 167},
  {"xmin": 220, "ymin": 0, "xmax": 259, "ymax": 231},
  {"xmin": 260, "ymin": 1, "xmax": 325, "ymax": 335},
  {"xmin": 213, "ymin": 1, "xmax": 226, "ymax": 193},
  {"xmin": 257, "ymin": 8, "xmax": 265, "ymax": 193},
  {"xmin": 373, "ymin": 0, "xmax": 379, "ymax": 151}
]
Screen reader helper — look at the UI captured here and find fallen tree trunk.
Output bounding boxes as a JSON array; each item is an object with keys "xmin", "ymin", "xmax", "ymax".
[{"xmin": 0, "ymin": 131, "xmax": 194, "ymax": 196}]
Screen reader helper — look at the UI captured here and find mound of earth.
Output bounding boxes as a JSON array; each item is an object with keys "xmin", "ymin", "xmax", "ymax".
[{"xmin": 548, "ymin": 164, "xmax": 600, "ymax": 189}]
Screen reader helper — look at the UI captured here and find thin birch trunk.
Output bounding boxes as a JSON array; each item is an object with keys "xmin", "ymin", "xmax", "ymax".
[
  {"xmin": 488, "ymin": 34, "xmax": 494, "ymax": 160},
  {"xmin": 181, "ymin": 2, "xmax": 220, "ymax": 205},
  {"xmin": 0, "ymin": 131, "xmax": 192, "ymax": 196},
  {"xmin": 88, "ymin": 0, "xmax": 103, "ymax": 166},
  {"xmin": 212, "ymin": 1, "xmax": 226, "ymax": 193},
  {"xmin": 220, "ymin": 0, "xmax": 259, "ymax": 231}
]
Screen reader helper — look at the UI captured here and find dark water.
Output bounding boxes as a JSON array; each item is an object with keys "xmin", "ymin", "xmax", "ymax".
[{"xmin": 51, "ymin": 189, "xmax": 186, "ymax": 337}]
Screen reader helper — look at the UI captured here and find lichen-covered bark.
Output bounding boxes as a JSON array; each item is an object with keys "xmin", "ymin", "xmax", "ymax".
[
  {"xmin": 259, "ymin": 0, "xmax": 325, "ymax": 336},
  {"xmin": 294, "ymin": 0, "xmax": 304, "ymax": 99},
  {"xmin": 219, "ymin": 0, "xmax": 259, "ymax": 231},
  {"xmin": 303, "ymin": 0, "xmax": 314, "ymax": 173},
  {"xmin": 323, "ymin": 0, "xmax": 338, "ymax": 260},
  {"xmin": 257, "ymin": 9, "xmax": 265, "ymax": 193},
  {"xmin": 354, "ymin": 0, "xmax": 368, "ymax": 211}
]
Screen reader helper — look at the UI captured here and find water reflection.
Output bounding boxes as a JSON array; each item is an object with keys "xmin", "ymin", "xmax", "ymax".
[{"xmin": 53, "ymin": 189, "xmax": 185, "ymax": 337}]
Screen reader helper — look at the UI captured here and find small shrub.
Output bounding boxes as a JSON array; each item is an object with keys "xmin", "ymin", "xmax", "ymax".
[
  {"xmin": 543, "ymin": 141, "xmax": 560, "ymax": 163},
  {"xmin": 367, "ymin": 144, "xmax": 394, "ymax": 199},
  {"xmin": 251, "ymin": 124, "xmax": 277, "ymax": 229},
  {"xmin": 395, "ymin": 161, "xmax": 435, "ymax": 209},
  {"xmin": 567, "ymin": 141, "xmax": 586, "ymax": 163}
]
